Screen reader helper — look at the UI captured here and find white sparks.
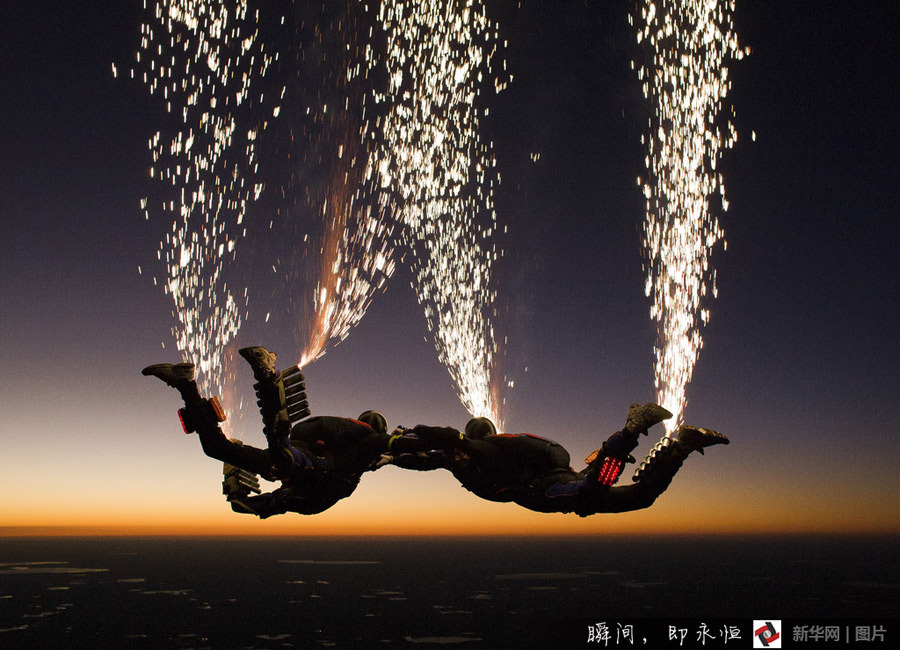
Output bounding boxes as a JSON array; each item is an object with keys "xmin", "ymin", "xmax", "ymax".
[
  {"xmin": 136, "ymin": 1, "xmax": 504, "ymax": 425},
  {"xmin": 136, "ymin": 0, "xmax": 275, "ymax": 397},
  {"xmin": 364, "ymin": 0, "xmax": 508, "ymax": 428},
  {"xmin": 137, "ymin": 1, "xmax": 397, "ymax": 396},
  {"xmin": 289, "ymin": 4, "xmax": 397, "ymax": 367},
  {"xmin": 633, "ymin": 0, "xmax": 744, "ymax": 434}
]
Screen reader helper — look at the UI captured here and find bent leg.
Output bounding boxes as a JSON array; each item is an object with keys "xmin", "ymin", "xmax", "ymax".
[
  {"xmin": 535, "ymin": 428, "xmax": 642, "ymax": 510},
  {"xmin": 173, "ymin": 382, "xmax": 310, "ymax": 477},
  {"xmin": 239, "ymin": 348, "xmax": 315, "ymax": 473},
  {"xmin": 195, "ymin": 424, "xmax": 274, "ymax": 475},
  {"xmin": 510, "ymin": 470, "xmax": 583, "ymax": 513},
  {"xmin": 579, "ymin": 440, "xmax": 689, "ymax": 514},
  {"xmin": 575, "ymin": 426, "xmax": 729, "ymax": 516},
  {"xmin": 193, "ymin": 414, "xmax": 318, "ymax": 478},
  {"xmin": 239, "ymin": 346, "xmax": 292, "ymax": 443}
]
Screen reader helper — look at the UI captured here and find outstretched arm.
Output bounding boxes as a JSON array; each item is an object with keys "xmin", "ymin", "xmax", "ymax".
[
  {"xmin": 386, "ymin": 450, "xmax": 452, "ymax": 471},
  {"xmin": 388, "ymin": 425, "xmax": 466, "ymax": 454}
]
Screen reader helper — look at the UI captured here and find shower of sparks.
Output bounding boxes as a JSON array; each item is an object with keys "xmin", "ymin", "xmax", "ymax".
[
  {"xmin": 136, "ymin": 1, "xmax": 395, "ymax": 400},
  {"xmin": 293, "ymin": 3, "xmax": 396, "ymax": 367},
  {"xmin": 364, "ymin": 0, "xmax": 508, "ymax": 428},
  {"xmin": 632, "ymin": 0, "xmax": 746, "ymax": 434},
  {"xmin": 135, "ymin": 0, "xmax": 274, "ymax": 397},
  {"xmin": 297, "ymin": 106, "xmax": 396, "ymax": 367}
]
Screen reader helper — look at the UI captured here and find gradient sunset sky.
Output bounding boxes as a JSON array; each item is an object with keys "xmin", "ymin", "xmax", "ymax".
[{"xmin": 2, "ymin": 0, "xmax": 898, "ymax": 537}]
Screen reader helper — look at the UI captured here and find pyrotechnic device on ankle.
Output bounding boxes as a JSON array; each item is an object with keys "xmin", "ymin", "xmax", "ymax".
[{"xmin": 178, "ymin": 397, "xmax": 226, "ymax": 434}]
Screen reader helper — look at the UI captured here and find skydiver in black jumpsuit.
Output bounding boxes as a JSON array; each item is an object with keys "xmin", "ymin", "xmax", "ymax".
[
  {"xmin": 385, "ymin": 406, "xmax": 728, "ymax": 517},
  {"xmin": 143, "ymin": 346, "xmax": 390, "ymax": 518}
]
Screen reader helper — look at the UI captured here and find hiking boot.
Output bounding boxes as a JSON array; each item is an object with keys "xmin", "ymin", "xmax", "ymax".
[
  {"xmin": 675, "ymin": 425, "xmax": 730, "ymax": 455},
  {"xmin": 142, "ymin": 363, "xmax": 195, "ymax": 389},
  {"xmin": 624, "ymin": 402, "xmax": 673, "ymax": 435},
  {"xmin": 239, "ymin": 346, "xmax": 278, "ymax": 379}
]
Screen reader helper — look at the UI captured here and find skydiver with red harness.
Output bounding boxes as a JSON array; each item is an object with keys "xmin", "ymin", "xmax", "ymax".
[
  {"xmin": 384, "ymin": 405, "xmax": 728, "ymax": 517},
  {"xmin": 143, "ymin": 346, "xmax": 391, "ymax": 519}
]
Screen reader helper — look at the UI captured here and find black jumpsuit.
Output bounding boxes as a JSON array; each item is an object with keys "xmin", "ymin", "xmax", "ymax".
[
  {"xmin": 392, "ymin": 426, "xmax": 691, "ymax": 516},
  {"xmin": 198, "ymin": 415, "xmax": 389, "ymax": 517}
]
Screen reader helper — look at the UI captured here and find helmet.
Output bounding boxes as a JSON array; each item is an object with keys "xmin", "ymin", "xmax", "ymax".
[
  {"xmin": 464, "ymin": 417, "xmax": 497, "ymax": 440},
  {"xmin": 357, "ymin": 410, "xmax": 387, "ymax": 435}
]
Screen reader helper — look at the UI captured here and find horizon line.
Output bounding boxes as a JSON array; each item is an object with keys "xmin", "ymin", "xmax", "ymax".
[{"xmin": 3, "ymin": 526, "xmax": 899, "ymax": 539}]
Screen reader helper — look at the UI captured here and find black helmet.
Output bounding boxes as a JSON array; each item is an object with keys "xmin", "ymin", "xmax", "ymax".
[
  {"xmin": 358, "ymin": 410, "xmax": 387, "ymax": 435},
  {"xmin": 464, "ymin": 417, "xmax": 497, "ymax": 440}
]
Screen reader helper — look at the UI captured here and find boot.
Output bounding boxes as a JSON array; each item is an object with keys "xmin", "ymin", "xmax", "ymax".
[
  {"xmin": 142, "ymin": 362, "xmax": 195, "ymax": 389},
  {"xmin": 624, "ymin": 402, "xmax": 673, "ymax": 436},
  {"xmin": 239, "ymin": 346, "xmax": 278, "ymax": 380},
  {"xmin": 674, "ymin": 424, "xmax": 729, "ymax": 455},
  {"xmin": 142, "ymin": 362, "xmax": 202, "ymax": 404}
]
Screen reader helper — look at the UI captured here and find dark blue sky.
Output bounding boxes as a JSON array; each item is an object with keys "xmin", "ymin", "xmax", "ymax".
[{"xmin": 1, "ymin": 0, "xmax": 898, "ymax": 533}]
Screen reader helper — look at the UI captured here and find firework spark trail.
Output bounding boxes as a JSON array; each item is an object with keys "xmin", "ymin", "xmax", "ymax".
[
  {"xmin": 137, "ymin": 0, "xmax": 395, "ymax": 397},
  {"xmin": 296, "ymin": 2, "xmax": 397, "ymax": 367},
  {"xmin": 365, "ymin": 0, "xmax": 508, "ymax": 428},
  {"xmin": 632, "ymin": 0, "xmax": 746, "ymax": 434},
  {"xmin": 135, "ymin": 0, "xmax": 275, "ymax": 396},
  {"xmin": 299, "ymin": 106, "xmax": 396, "ymax": 367},
  {"xmin": 253, "ymin": 1, "xmax": 396, "ymax": 369}
]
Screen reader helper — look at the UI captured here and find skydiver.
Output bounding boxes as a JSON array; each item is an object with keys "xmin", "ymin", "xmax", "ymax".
[
  {"xmin": 143, "ymin": 346, "xmax": 390, "ymax": 518},
  {"xmin": 383, "ymin": 405, "xmax": 729, "ymax": 517}
]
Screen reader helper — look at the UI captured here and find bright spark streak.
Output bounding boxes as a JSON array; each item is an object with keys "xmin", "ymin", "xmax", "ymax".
[
  {"xmin": 633, "ymin": 0, "xmax": 746, "ymax": 434},
  {"xmin": 365, "ymin": 0, "xmax": 508, "ymax": 428},
  {"xmin": 299, "ymin": 103, "xmax": 396, "ymax": 367},
  {"xmin": 271, "ymin": 2, "xmax": 397, "ymax": 369}
]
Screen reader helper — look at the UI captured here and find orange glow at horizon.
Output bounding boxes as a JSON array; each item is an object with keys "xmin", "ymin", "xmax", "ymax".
[{"xmin": 4, "ymin": 469, "xmax": 898, "ymax": 538}]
